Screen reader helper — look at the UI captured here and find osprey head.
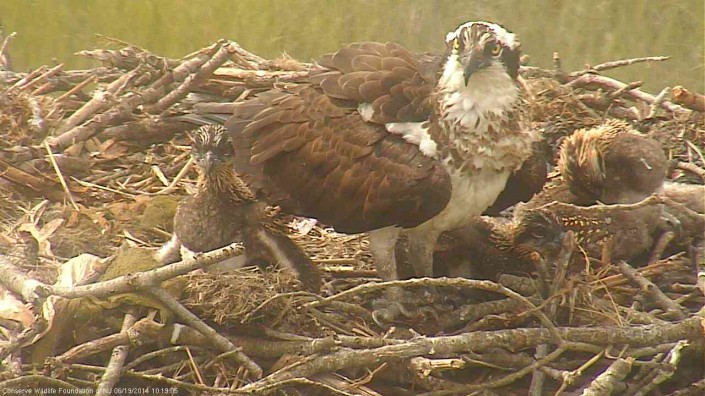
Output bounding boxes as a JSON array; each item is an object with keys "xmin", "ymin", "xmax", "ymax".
[
  {"xmin": 189, "ymin": 125, "xmax": 234, "ymax": 175},
  {"xmin": 445, "ymin": 21, "xmax": 521, "ymax": 85}
]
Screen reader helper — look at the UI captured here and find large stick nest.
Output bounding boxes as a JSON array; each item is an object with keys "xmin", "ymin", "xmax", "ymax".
[{"xmin": 0, "ymin": 36, "xmax": 703, "ymax": 395}]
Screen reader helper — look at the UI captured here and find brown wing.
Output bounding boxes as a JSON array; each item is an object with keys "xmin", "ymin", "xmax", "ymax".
[
  {"xmin": 485, "ymin": 140, "xmax": 550, "ymax": 215},
  {"xmin": 226, "ymin": 84, "xmax": 451, "ymax": 233},
  {"xmin": 309, "ymin": 42, "xmax": 438, "ymax": 124}
]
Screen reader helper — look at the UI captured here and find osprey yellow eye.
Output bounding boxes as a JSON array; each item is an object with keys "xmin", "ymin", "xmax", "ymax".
[
  {"xmin": 453, "ymin": 39, "xmax": 460, "ymax": 51},
  {"xmin": 491, "ymin": 43, "xmax": 502, "ymax": 56}
]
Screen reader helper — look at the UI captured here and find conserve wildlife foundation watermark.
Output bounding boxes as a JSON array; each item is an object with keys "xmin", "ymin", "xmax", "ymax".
[{"xmin": 2, "ymin": 388, "xmax": 178, "ymax": 395}]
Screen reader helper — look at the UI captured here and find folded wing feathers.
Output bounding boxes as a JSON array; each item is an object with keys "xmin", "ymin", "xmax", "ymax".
[
  {"xmin": 313, "ymin": 42, "xmax": 434, "ymax": 124},
  {"xmin": 225, "ymin": 42, "xmax": 450, "ymax": 233}
]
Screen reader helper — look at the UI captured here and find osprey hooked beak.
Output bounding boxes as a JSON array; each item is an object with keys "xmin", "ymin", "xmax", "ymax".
[
  {"xmin": 462, "ymin": 47, "xmax": 493, "ymax": 85},
  {"xmin": 447, "ymin": 21, "xmax": 519, "ymax": 86}
]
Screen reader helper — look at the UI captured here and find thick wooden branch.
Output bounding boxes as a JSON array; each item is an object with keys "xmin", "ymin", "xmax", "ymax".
[
  {"xmin": 96, "ymin": 313, "xmax": 137, "ymax": 396},
  {"xmin": 580, "ymin": 357, "xmax": 633, "ymax": 395},
  {"xmin": 236, "ymin": 317, "xmax": 703, "ymax": 393},
  {"xmin": 49, "ymin": 243, "xmax": 242, "ymax": 298},
  {"xmin": 672, "ymin": 86, "xmax": 705, "ymax": 112},
  {"xmin": 567, "ymin": 73, "xmax": 688, "ymax": 114},
  {"xmin": 143, "ymin": 40, "xmax": 235, "ymax": 114},
  {"xmin": 617, "ymin": 261, "xmax": 688, "ymax": 320},
  {"xmin": 140, "ymin": 284, "xmax": 262, "ymax": 378}
]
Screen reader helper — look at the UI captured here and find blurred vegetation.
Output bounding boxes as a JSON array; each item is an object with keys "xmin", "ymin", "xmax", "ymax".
[{"xmin": 1, "ymin": 0, "xmax": 702, "ymax": 93}]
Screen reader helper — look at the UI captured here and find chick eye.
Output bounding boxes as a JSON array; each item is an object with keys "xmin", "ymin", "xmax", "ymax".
[
  {"xmin": 529, "ymin": 228, "xmax": 547, "ymax": 240},
  {"xmin": 491, "ymin": 43, "xmax": 502, "ymax": 56}
]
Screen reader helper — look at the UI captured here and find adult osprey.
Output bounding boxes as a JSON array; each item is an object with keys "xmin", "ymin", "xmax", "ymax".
[{"xmin": 226, "ymin": 21, "xmax": 539, "ymax": 285}]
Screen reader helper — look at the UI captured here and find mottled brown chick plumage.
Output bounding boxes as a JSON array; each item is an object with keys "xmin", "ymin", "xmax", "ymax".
[
  {"xmin": 156, "ymin": 125, "xmax": 321, "ymax": 292},
  {"xmin": 433, "ymin": 196, "xmax": 677, "ymax": 280},
  {"xmin": 559, "ymin": 120, "xmax": 667, "ymax": 204},
  {"xmin": 513, "ymin": 198, "xmax": 671, "ymax": 262},
  {"xmin": 428, "ymin": 213, "xmax": 564, "ymax": 281}
]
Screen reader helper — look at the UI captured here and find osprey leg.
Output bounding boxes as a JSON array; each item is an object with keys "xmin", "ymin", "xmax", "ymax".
[{"xmin": 404, "ymin": 229, "xmax": 440, "ymax": 278}]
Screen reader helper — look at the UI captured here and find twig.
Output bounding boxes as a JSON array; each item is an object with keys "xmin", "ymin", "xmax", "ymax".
[
  {"xmin": 139, "ymin": 283, "xmax": 262, "ymax": 378},
  {"xmin": 617, "ymin": 261, "xmax": 687, "ymax": 320},
  {"xmin": 592, "ymin": 298, "xmax": 667, "ymax": 325},
  {"xmin": 55, "ymin": 329, "xmax": 130, "ymax": 364},
  {"xmin": 591, "ymin": 259, "xmax": 683, "ymax": 293},
  {"xmin": 676, "ymin": 161, "xmax": 705, "ymax": 182},
  {"xmin": 554, "ymin": 350, "xmax": 606, "ymax": 395},
  {"xmin": 580, "ymin": 357, "xmax": 634, "ymax": 396},
  {"xmin": 234, "ymin": 318, "xmax": 703, "ymax": 393},
  {"xmin": 608, "ymin": 80, "xmax": 643, "ymax": 100},
  {"xmin": 0, "ymin": 158, "xmax": 66, "ymax": 201},
  {"xmin": 143, "ymin": 40, "xmax": 235, "ymax": 114},
  {"xmin": 0, "ymin": 375, "xmax": 78, "ymax": 390},
  {"xmin": 571, "ymin": 57, "xmax": 669, "ymax": 76},
  {"xmin": 46, "ymin": 67, "xmax": 144, "ymax": 150},
  {"xmin": 124, "ymin": 345, "xmax": 200, "ymax": 370},
  {"xmin": 43, "ymin": 140, "xmax": 79, "ymax": 210},
  {"xmin": 577, "ymin": 93, "xmax": 640, "ymax": 119},
  {"xmin": 648, "ymin": 231, "xmax": 675, "ymax": 265},
  {"xmin": 647, "ymin": 86, "xmax": 671, "ymax": 119},
  {"xmin": 156, "ymin": 156, "xmax": 194, "ymax": 195},
  {"xmin": 531, "ymin": 231, "xmax": 576, "ymax": 395},
  {"xmin": 53, "ymin": 83, "xmax": 113, "ymax": 136},
  {"xmin": 70, "ymin": 363, "xmax": 252, "ymax": 394},
  {"xmin": 566, "ymin": 73, "xmax": 687, "ymax": 114},
  {"xmin": 17, "ymin": 63, "xmax": 63, "ymax": 92},
  {"xmin": 71, "ymin": 177, "xmax": 138, "ymax": 198},
  {"xmin": 56, "ymin": 75, "xmax": 97, "ymax": 103},
  {"xmin": 625, "ymin": 341, "xmax": 688, "ymax": 396},
  {"xmin": 0, "ymin": 31, "xmax": 16, "ymax": 70},
  {"xmin": 0, "ymin": 254, "xmax": 49, "ymax": 302},
  {"xmin": 96, "ymin": 312, "xmax": 138, "ymax": 395},
  {"xmin": 9, "ymin": 66, "xmax": 45, "ymax": 90},
  {"xmin": 428, "ymin": 345, "xmax": 569, "ymax": 395},
  {"xmin": 51, "ymin": 242, "xmax": 244, "ymax": 299},
  {"xmin": 253, "ymin": 377, "xmax": 358, "ymax": 396},
  {"xmin": 305, "ymin": 276, "xmax": 561, "ymax": 342}
]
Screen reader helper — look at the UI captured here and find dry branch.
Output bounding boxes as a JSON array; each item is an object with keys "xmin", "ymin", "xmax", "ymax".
[
  {"xmin": 617, "ymin": 261, "xmax": 688, "ymax": 320},
  {"xmin": 672, "ymin": 86, "xmax": 705, "ymax": 112},
  {"xmin": 236, "ymin": 318, "xmax": 703, "ymax": 393},
  {"xmin": 143, "ymin": 40, "xmax": 234, "ymax": 114},
  {"xmin": 95, "ymin": 313, "xmax": 137, "ymax": 395},
  {"xmin": 566, "ymin": 73, "xmax": 688, "ymax": 114},
  {"xmin": 51, "ymin": 242, "xmax": 243, "ymax": 299},
  {"xmin": 581, "ymin": 357, "xmax": 633, "ymax": 396}
]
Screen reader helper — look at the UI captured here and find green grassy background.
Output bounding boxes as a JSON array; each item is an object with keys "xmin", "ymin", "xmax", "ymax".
[{"xmin": 1, "ymin": 0, "xmax": 702, "ymax": 93}]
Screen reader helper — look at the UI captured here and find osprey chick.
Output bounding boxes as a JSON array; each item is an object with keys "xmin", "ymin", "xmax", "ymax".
[
  {"xmin": 559, "ymin": 120, "xmax": 667, "ymax": 204},
  {"xmin": 156, "ymin": 125, "xmax": 321, "ymax": 292}
]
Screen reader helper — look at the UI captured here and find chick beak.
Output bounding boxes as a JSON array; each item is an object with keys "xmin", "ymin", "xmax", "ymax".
[
  {"xmin": 202, "ymin": 152, "xmax": 215, "ymax": 174},
  {"xmin": 463, "ymin": 48, "xmax": 490, "ymax": 85}
]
